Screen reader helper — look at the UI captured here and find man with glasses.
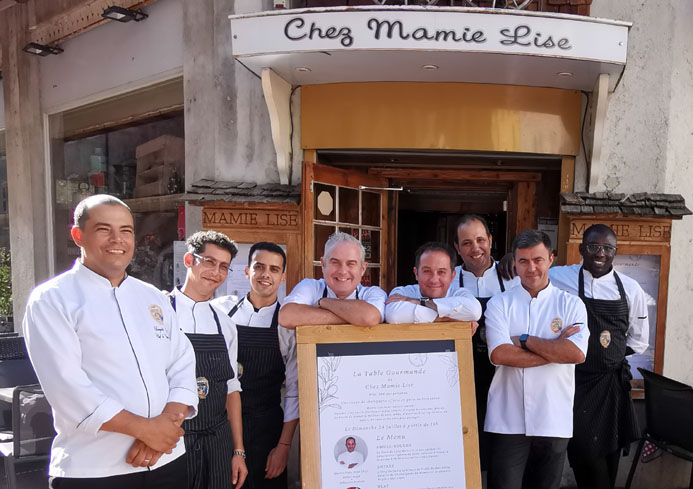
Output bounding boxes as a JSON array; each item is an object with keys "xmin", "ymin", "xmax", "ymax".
[
  {"xmin": 169, "ymin": 231, "xmax": 248, "ymax": 489},
  {"xmin": 214, "ymin": 242, "xmax": 298, "ymax": 489},
  {"xmin": 549, "ymin": 224, "xmax": 648, "ymax": 489}
]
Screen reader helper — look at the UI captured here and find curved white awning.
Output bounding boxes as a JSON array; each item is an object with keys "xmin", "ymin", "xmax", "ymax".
[{"xmin": 230, "ymin": 6, "xmax": 630, "ymax": 92}]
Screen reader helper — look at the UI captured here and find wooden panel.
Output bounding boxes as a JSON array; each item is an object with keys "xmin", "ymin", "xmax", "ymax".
[
  {"xmin": 386, "ymin": 191, "xmax": 398, "ymax": 291},
  {"xmin": 456, "ymin": 338, "xmax": 481, "ymax": 489},
  {"xmin": 568, "ymin": 217, "xmax": 673, "ymax": 245},
  {"xmin": 302, "ymin": 160, "xmax": 315, "ymax": 278},
  {"xmin": 370, "ymin": 168, "xmax": 541, "ymax": 182},
  {"xmin": 516, "ymin": 181, "xmax": 537, "ymax": 237},
  {"xmin": 560, "ymin": 156, "xmax": 576, "ymax": 193},
  {"xmin": 297, "ymin": 343, "xmax": 320, "ymax": 489},
  {"xmin": 314, "ymin": 164, "xmax": 387, "ymax": 189},
  {"xmin": 296, "ymin": 322, "xmax": 472, "ymax": 344},
  {"xmin": 302, "ymin": 83, "xmax": 581, "ymax": 155}
]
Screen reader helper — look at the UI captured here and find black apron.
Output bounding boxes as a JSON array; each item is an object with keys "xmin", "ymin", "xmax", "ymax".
[
  {"xmin": 170, "ymin": 295, "xmax": 235, "ymax": 489},
  {"xmin": 229, "ymin": 297, "xmax": 287, "ymax": 489},
  {"xmin": 459, "ymin": 266, "xmax": 504, "ymax": 471},
  {"xmin": 569, "ymin": 268, "xmax": 639, "ymax": 457}
]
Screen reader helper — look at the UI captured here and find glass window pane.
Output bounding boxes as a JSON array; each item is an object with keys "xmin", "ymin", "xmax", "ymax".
[
  {"xmin": 0, "ymin": 131, "xmax": 11, "ymax": 327},
  {"xmin": 314, "ymin": 184, "xmax": 336, "ymax": 221},
  {"xmin": 338, "ymin": 227, "xmax": 359, "ymax": 241},
  {"xmin": 362, "ymin": 191, "xmax": 381, "ymax": 227},
  {"xmin": 361, "ymin": 267, "xmax": 380, "ymax": 287},
  {"xmin": 314, "ymin": 224, "xmax": 335, "ymax": 261},
  {"xmin": 338, "ymin": 187, "xmax": 359, "ymax": 224},
  {"xmin": 362, "ymin": 229, "xmax": 380, "ymax": 264}
]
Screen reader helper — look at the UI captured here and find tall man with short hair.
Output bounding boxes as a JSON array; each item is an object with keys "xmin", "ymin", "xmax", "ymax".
[
  {"xmin": 450, "ymin": 215, "xmax": 520, "ymax": 471},
  {"xmin": 24, "ymin": 195, "xmax": 198, "ymax": 489},
  {"xmin": 170, "ymin": 230, "xmax": 247, "ymax": 489},
  {"xmin": 549, "ymin": 224, "xmax": 648, "ymax": 489},
  {"xmin": 484, "ymin": 230, "xmax": 589, "ymax": 489},
  {"xmin": 279, "ymin": 232, "xmax": 386, "ymax": 329},
  {"xmin": 214, "ymin": 242, "xmax": 299, "ymax": 489},
  {"xmin": 385, "ymin": 241, "xmax": 481, "ymax": 325}
]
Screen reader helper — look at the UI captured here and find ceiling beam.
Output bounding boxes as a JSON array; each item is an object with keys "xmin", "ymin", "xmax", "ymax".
[{"xmin": 369, "ymin": 169, "xmax": 542, "ymax": 182}]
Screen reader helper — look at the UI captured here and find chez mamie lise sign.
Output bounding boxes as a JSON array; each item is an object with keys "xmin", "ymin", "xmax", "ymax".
[{"xmin": 231, "ymin": 9, "xmax": 628, "ymax": 64}]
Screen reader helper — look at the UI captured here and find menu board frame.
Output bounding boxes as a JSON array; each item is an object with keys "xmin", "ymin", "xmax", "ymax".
[{"xmin": 296, "ymin": 322, "xmax": 481, "ymax": 489}]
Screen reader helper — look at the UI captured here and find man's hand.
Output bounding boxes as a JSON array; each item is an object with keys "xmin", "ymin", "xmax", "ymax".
[
  {"xmin": 126, "ymin": 439, "xmax": 163, "ymax": 467},
  {"xmin": 232, "ymin": 453, "xmax": 248, "ymax": 488},
  {"xmin": 498, "ymin": 252, "xmax": 515, "ymax": 281},
  {"xmin": 559, "ymin": 323, "xmax": 582, "ymax": 340},
  {"xmin": 385, "ymin": 294, "xmax": 419, "ymax": 305},
  {"xmin": 265, "ymin": 443, "xmax": 291, "ymax": 479},
  {"xmin": 470, "ymin": 321, "xmax": 479, "ymax": 336},
  {"xmin": 137, "ymin": 412, "xmax": 185, "ymax": 453}
]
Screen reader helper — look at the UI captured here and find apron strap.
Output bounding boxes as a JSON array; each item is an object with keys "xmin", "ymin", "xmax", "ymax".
[
  {"xmin": 578, "ymin": 266, "xmax": 586, "ymax": 299},
  {"xmin": 613, "ymin": 271, "xmax": 627, "ymax": 301},
  {"xmin": 495, "ymin": 264, "xmax": 505, "ymax": 293},
  {"xmin": 271, "ymin": 302, "xmax": 280, "ymax": 329},
  {"xmin": 170, "ymin": 291, "xmax": 223, "ymax": 335},
  {"xmin": 323, "ymin": 284, "xmax": 360, "ymax": 300}
]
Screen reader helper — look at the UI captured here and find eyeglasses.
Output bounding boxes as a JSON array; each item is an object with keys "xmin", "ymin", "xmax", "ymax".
[
  {"xmin": 192, "ymin": 253, "xmax": 232, "ymax": 273},
  {"xmin": 584, "ymin": 244, "xmax": 617, "ymax": 256}
]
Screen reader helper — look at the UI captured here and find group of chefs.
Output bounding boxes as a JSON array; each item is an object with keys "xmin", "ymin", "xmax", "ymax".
[{"xmin": 22, "ymin": 193, "xmax": 648, "ymax": 489}]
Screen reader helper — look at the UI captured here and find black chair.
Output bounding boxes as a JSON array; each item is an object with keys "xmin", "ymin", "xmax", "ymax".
[
  {"xmin": 0, "ymin": 384, "xmax": 55, "ymax": 489},
  {"xmin": 0, "ymin": 336, "xmax": 39, "ymax": 433},
  {"xmin": 625, "ymin": 368, "xmax": 693, "ymax": 489}
]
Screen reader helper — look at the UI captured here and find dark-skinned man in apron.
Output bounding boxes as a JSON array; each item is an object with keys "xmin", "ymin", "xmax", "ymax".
[
  {"xmin": 549, "ymin": 224, "xmax": 649, "ymax": 489},
  {"xmin": 448, "ymin": 215, "xmax": 520, "ymax": 473},
  {"xmin": 170, "ymin": 231, "xmax": 248, "ymax": 489},
  {"xmin": 214, "ymin": 242, "xmax": 299, "ymax": 489}
]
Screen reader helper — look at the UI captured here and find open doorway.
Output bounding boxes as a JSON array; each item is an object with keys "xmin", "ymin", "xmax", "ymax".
[{"xmin": 313, "ymin": 150, "xmax": 563, "ymax": 289}]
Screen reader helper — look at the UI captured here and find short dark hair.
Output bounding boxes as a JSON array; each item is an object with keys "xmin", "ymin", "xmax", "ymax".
[
  {"xmin": 453, "ymin": 215, "xmax": 491, "ymax": 244},
  {"xmin": 414, "ymin": 242, "xmax": 457, "ymax": 270},
  {"xmin": 346, "ymin": 437, "xmax": 356, "ymax": 443},
  {"xmin": 582, "ymin": 224, "xmax": 616, "ymax": 244},
  {"xmin": 511, "ymin": 230, "xmax": 552, "ymax": 255},
  {"xmin": 248, "ymin": 242, "xmax": 287, "ymax": 271},
  {"xmin": 186, "ymin": 231, "xmax": 238, "ymax": 259},
  {"xmin": 73, "ymin": 194, "xmax": 132, "ymax": 230}
]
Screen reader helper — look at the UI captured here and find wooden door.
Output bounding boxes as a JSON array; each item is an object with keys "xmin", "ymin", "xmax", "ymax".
[{"xmin": 302, "ymin": 162, "xmax": 390, "ymax": 290}]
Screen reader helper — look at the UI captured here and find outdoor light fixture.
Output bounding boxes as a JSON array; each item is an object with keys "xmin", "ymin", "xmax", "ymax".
[
  {"xmin": 557, "ymin": 72, "xmax": 574, "ymax": 77},
  {"xmin": 23, "ymin": 42, "xmax": 63, "ymax": 56},
  {"xmin": 422, "ymin": 64, "xmax": 439, "ymax": 70},
  {"xmin": 102, "ymin": 6, "xmax": 148, "ymax": 22},
  {"xmin": 295, "ymin": 67, "xmax": 311, "ymax": 72}
]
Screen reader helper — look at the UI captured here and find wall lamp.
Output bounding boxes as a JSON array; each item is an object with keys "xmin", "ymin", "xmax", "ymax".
[
  {"xmin": 102, "ymin": 6, "xmax": 148, "ymax": 22},
  {"xmin": 23, "ymin": 42, "xmax": 63, "ymax": 56}
]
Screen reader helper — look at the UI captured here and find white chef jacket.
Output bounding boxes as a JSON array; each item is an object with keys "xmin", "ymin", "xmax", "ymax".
[
  {"xmin": 23, "ymin": 261, "xmax": 198, "ymax": 478},
  {"xmin": 213, "ymin": 295, "xmax": 298, "ymax": 422},
  {"xmin": 281, "ymin": 279, "xmax": 387, "ymax": 323},
  {"xmin": 484, "ymin": 282, "xmax": 589, "ymax": 438},
  {"xmin": 548, "ymin": 265, "xmax": 649, "ymax": 354},
  {"xmin": 384, "ymin": 284, "xmax": 482, "ymax": 323},
  {"xmin": 171, "ymin": 287, "xmax": 241, "ymax": 394},
  {"xmin": 449, "ymin": 262, "xmax": 521, "ymax": 297},
  {"xmin": 338, "ymin": 450, "xmax": 365, "ymax": 466}
]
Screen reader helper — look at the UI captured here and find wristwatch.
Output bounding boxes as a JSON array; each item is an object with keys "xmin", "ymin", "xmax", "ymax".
[
  {"xmin": 420, "ymin": 297, "xmax": 431, "ymax": 306},
  {"xmin": 519, "ymin": 334, "xmax": 529, "ymax": 350},
  {"xmin": 233, "ymin": 449, "xmax": 246, "ymax": 459}
]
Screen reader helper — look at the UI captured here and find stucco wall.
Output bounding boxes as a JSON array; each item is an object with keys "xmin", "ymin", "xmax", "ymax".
[
  {"xmin": 590, "ymin": 0, "xmax": 693, "ymax": 383},
  {"xmin": 184, "ymin": 0, "xmax": 278, "ymax": 187}
]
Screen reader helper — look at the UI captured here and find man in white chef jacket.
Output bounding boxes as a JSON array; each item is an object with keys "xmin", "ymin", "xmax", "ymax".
[
  {"xmin": 337, "ymin": 437, "xmax": 364, "ymax": 469},
  {"xmin": 384, "ymin": 241, "xmax": 481, "ymax": 325},
  {"xmin": 279, "ymin": 232, "xmax": 386, "ymax": 329},
  {"xmin": 23, "ymin": 195, "xmax": 198, "ymax": 489},
  {"xmin": 484, "ymin": 230, "xmax": 589, "ymax": 489}
]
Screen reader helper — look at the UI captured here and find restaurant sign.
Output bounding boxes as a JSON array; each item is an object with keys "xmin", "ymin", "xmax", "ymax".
[{"xmin": 231, "ymin": 8, "xmax": 628, "ymax": 64}]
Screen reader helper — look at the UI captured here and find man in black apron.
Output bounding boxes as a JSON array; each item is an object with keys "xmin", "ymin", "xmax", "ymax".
[
  {"xmin": 450, "ymin": 215, "xmax": 520, "ymax": 472},
  {"xmin": 171, "ymin": 231, "xmax": 248, "ymax": 489},
  {"xmin": 214, "ymin": 242, "xmax": 299, "ymax": 489},
  {"xmin": 549, "ymin": 224, "xmax": 649, "ymax": 489}
]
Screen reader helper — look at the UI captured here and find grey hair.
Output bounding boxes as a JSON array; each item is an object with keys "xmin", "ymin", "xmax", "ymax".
[
  {"xmin": 511, "ymin": 230, "xmax": 552, "ymax": 255},
  {"xmin": 323, "ymin": 232, "xmax": 366, "ymax": 263}
]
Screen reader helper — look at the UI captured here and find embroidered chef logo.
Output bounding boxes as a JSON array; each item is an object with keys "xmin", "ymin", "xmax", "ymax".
[
  {"xmin": 149, "ymin": 305, "xmax": 169, "ymax": 339},
  {"xmin": 550, "ymin": 317, "xmax": 563, "ymax": 334},
  {"xmin": 600, "ymin": 330, "xmax": 612, "ymax": 348},
  {"xmin": 197, "ymin": 377, "xmax": 210, "ymax": 399},
  {"xmin": 237, "ymin": 362, "xmax": 244, "ymax": 379}
]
